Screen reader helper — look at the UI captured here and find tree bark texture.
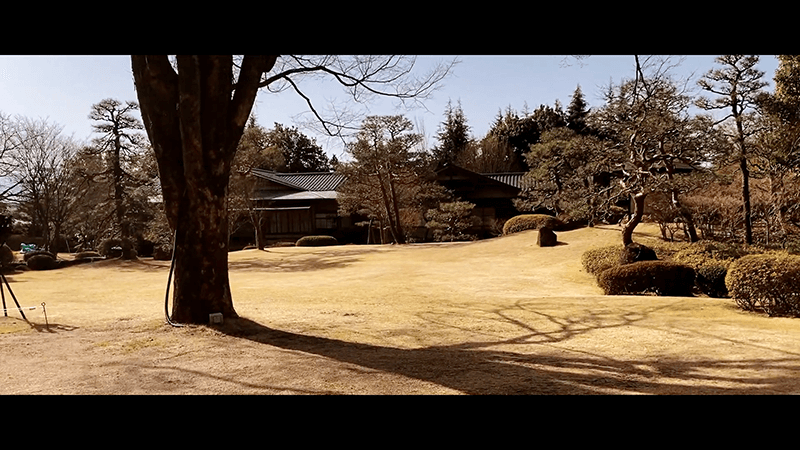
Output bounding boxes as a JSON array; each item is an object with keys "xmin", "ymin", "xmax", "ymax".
[
  {"xmin": 131, "ymin": 55, "xmax": 275, "ymax": 324},
  {"xmin": 621, "ymin": 193, "xmax": 647, "ymax": 246},
  {"xmin": 740, "ymin": 155, "xmax": 753, "ymax": 245}
]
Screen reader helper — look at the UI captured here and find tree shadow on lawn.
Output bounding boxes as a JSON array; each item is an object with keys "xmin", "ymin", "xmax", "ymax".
[
  {"xmin": 0, "ymin": 316, "xmax": 78, "ymax": 334},
  {"xmin": 228, "ymin": 249, "xmax": 380, "ymax": 273},
  {"xmin": 216, "ymin": 316, "xmax": 800, "ymax": 395}
]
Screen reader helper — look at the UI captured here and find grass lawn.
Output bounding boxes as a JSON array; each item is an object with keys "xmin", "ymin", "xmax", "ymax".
[{"xmin": 1, "ymin": 223, "xmax": 799, "ymax": 394}]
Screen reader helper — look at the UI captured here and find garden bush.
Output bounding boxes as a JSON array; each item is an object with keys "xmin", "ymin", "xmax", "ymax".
[
  {"xmin": 74, "ymin": 251, "xmax": 102, "ymax": 260},
  {"xmin": 23, "ymin": 250, "xmax": 55, "ymax": 262},
  {"xmin": 695, "ymin": 263, "xmax": 729, "ymax": 298},
  {"xmin": 0, "ymin": 244, "xmax": 14, "ymax": 266},
  {"xmin": 98, "ymin": 238, "xmax": 136, "ymax": 259},
  {"xmin": 295, "ymin": 235, "xmax": 339, "ymax": 247},
  {"xmin": 597, "ymin": 261, "xmax": 695, "ymax": 296},
  {"xmin": 725, "ymin": 252, "xmax": 800, "ymax": 317},
  {"xmin": 502, "ymin": 214, "xmax": 565, "ymax": 235},
  {"xmin": 581, "ymin": 245, "xmax": 623, "ymax": 277},
  {"xmin": 672, "ymin": 241, "xmax": 764, "ymax": 298},
  {"xmin": 26, "ymin": 254, "xmax": 60, "ymax": 271},
  {"xmin": 152, "ymin": 245, "xmax": 173, "ymax": 261}
]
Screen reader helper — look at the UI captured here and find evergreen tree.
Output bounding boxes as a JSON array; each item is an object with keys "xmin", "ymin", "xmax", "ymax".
[
  {"xmin": 566, "ymin": 84, "xmax": 591, "ymax": 134},
  {"xmin": 531, "ymin": 102, "xmax": 567, "ymax": 134},
  {"xmin": 697, "ymin": 55, "xmax": 768, "ymax": 245},
  {"xmin": 88, "ymin": 98, "xmax": 151, "ymax": 258},
  {"xmin": 433, "ymin": 100, "xmax": 471, "ymax": 165},
  {"xmin": 486, "ymin": 106, "xmax": 539, "ymax": 171},
  {"xmin": 266, "ymin": 123, "xmax": 330, "ymax": 172}
]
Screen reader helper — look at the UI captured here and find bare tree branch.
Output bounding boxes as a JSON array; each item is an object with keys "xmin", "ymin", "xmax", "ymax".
[{"xmin": 258, "ymin": 56, "xmax": 458, "ymax": 137}]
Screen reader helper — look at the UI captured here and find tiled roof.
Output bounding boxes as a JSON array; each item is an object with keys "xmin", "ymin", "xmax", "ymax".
[
  {"xmin": 251, "ymin": 169, "xmax": 346, "ymax": 191},
  {"xmin": 251, "ymin": 167, "xmax": 524, "ymax": 192},
  {"xmin": 255, "ymin": 191, "xmax": 339, "ymax": 201},
  {"xmin": 481, "ymin": 172, "xmax": 525, "ymax": 189}
]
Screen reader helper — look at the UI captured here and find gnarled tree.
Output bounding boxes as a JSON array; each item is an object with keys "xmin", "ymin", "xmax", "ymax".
[{"xmin": 593, "ymin": 56, "xmax": 716, "ymax": 246}]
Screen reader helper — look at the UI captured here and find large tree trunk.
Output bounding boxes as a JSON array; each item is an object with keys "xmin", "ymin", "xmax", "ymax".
[
  {"xmin": 386, "ymin": 174, "xmax": 406, "ymax": 244},
  {"xmin": 131, "ymin": 55, "xmax": 274, "ymax": 325},
  {"xmin": 170, "ymin": 187, "xmax": 236, "ymax": 323}
]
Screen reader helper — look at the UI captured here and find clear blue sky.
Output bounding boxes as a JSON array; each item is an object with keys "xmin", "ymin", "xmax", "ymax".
[{"xmin": 0, "ymin": 55, "xmax": 781, "ymax": 159}]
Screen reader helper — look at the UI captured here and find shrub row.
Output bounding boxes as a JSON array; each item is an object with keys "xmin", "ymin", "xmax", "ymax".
[
  {"xmin": 726, "ymin": 252, "xmax": 800, "ymax": 317},
  {"xmin": 582, "ymin": 239, "xmax": 800, "ymax": 316},
  {"xmin": 582, "ymin": 242, "xmax": 697, "ymax": 297},
  {"xmin": 503, "ymin": 214, "xmax": 565, "ymax": 235},
  {"xmin": 295, "ymin": 235, "xmax": 339, "ymax": 247}
]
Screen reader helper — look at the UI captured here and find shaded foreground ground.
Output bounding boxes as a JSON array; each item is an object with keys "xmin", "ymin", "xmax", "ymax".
[{"xmin": 2, "ymin": 224, "xmax": 800, "ymax": 394}]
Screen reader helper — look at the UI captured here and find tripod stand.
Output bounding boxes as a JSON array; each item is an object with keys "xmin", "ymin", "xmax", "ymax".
[
  {"xmin": 0, "ymin": 220, "xmax": 31, "ymax": 323},
  {"xmin": 1, "ymin": 266, "xmax": 26, "ymax": 321}
]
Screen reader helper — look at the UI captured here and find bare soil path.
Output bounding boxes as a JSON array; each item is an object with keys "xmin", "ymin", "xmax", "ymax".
[{"xmin": 2, "ymin": 224, "xmax": 799, "ymax": 394}]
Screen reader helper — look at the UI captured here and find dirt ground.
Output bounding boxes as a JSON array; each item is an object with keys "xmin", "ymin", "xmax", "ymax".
[{"xmin": 2, "ymin": 223, "xmax": 800, "ymax": 395}]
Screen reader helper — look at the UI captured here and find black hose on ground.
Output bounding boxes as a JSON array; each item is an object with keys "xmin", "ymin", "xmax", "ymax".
[{"xmin": 165, "ymin": 228, "xmax": 184, "ymax": 328}]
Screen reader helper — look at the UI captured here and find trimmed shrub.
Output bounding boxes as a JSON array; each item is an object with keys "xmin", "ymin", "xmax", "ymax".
[
  {"xmin": 75, "ymin": 251, "xmax": 102, "ymax": 260},
  {"xmin": 23, "ymin": 250, "xmax": 55, "ymax": 262},
  {"xmin": 296, "ymin": 235, "xmax": 339, "ymax": 247},
  {"xmin": 695, "ymin": 263, "xmax": 729, "ymax": 298},
  {"xmin": 725, "ymin": 253, "xmax": 800, "ymax": 317},
  {"xmin": 672, "ymin": 241, "xmax": 764, "ymax": 298},
  {"xmin": 0, "ymin": 244, "xmax": 14, "ymax": 266},
  {"xmin": 26, "ymin": 254, "xmax": 59, "ymax": 271},
  {"xmin": 502, "ymin": 214, "xmax": 565, "ymax": 235},
  {"xmin": 581, "ymin": 245, "xmax": 623, "ymax": 278},
  {"xmin": 597, "ymin": 261, "xmax": 695, "ymax": 296},
  {"xmin": 98, "ymin": 238, "xmax": 136, "ymax": 259}
]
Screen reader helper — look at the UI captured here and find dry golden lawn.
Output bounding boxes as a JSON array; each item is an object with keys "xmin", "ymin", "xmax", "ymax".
[{"xmin": 2, "ymin": 223, "xmax": 799, "ymax": 394}]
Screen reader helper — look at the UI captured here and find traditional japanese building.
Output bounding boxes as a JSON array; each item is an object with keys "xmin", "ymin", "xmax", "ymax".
[{"xmin": 229, "ymin": 164, "xmax": 526, "ymax": 247}]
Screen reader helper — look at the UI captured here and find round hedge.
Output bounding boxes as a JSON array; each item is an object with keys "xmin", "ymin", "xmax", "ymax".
[
  {"xmin": 597, "ymin": 261, "xmax": 695, "ymax": 296},
  {"xmin": 295, "ymin": 235, "xmax": 339, "ymax": 247},
  {"xmin": 23, "ymin": 250, "xmax": 55, "ymax": 262},
  {"xmin": 502, "ymin": 214, "xmax": 565, "ymax": 235},
  {"xmin": 0, "ymin": 244, "xmax": 14, "ymax": 266},
  {"xmin": 26, "ymin": 254, "xmax": 59, "ymax": 271},
  {"xmin": 725, "ymin": 253, "xmax": 800, "ymax": 317}
]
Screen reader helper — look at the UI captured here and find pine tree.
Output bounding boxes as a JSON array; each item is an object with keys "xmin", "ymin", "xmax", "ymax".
[
  {"xmin": 266, "ymin": 123, "xmax": 330, "ymax": 173},
  {"xmin": 433, "ymin": 100, "xmax": 471, "ymax": 165},
  {"xmin": 566, "ymin": 84, "xmax": 590, "ymax": 134},
  {"xmin": 697, "ymin": 55, "xmax": 767, "ymax": 245}
]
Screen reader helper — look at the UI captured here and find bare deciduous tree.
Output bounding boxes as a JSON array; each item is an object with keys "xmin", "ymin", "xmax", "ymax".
[{"xmin": 9, "ymin": 118, "xmax": 80, "ymax": 256}]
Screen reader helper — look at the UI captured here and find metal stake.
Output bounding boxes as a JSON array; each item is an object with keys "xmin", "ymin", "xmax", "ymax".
[{"xmin": 41, "ymin": 302, "xmax": 48, "ymax": 330}]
